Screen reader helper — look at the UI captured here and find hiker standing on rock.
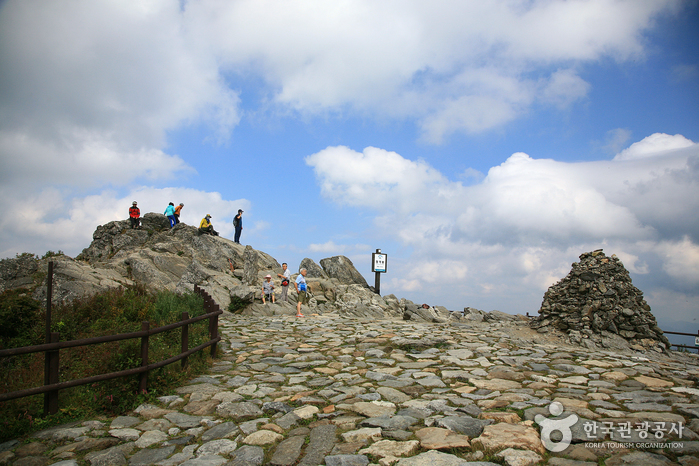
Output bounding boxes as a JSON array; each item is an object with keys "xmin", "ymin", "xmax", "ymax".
[
  {"xmin": 164, "ymin": 202, "xmax": 176, "ymax": 228},
  {"xmin": 129, "ymin": 201, "xmax": 140, "ymax": 229},
  {"xmin": 198, "ymin": 214, "xmax": 218, "ymax": 236},
  {"xmin": 294, "ymin": 268, "xmax": 308, "ymax": 317},
  {"xmin": 277, "ymin": 262, "xmax": 291, "ymax": 302},
  {"xmin": 233, "ymin": 209, "xmax": 243, "ymax": 244},
  {"xmin": 174, "ymin": 203, "xmax": 184, "ymax": 224}
]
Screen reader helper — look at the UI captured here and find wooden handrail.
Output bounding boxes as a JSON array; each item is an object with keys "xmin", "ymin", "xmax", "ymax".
[{"xmin": 0, "ymin": 267, "xmax": 222, "ymax": 414}]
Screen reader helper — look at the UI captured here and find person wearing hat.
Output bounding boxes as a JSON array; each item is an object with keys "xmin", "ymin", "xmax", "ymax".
[
  {"xmin": 233, "ymin": 209, "xmax": 243, "ymax": 244},
  {"xmin": 129, "ymin": 201, "xmax": 141, "ymax": 229},
  {"xmin": 174, "ymin": 203, "xmax": 184, "ymax": 224},
  {"xmin": 198, "ymin": 214, "xmax": 218, "ymax": 236},
  {"xmin": 261, "ymin": 274, "xmax": 275, "ymax": 304}
]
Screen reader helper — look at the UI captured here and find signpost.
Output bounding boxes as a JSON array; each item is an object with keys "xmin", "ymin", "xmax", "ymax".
[{"xmin": 371, "ymin": 249, "xmax": 387, "ymax": 295}]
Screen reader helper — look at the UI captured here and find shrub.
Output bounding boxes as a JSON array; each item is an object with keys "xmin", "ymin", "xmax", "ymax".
[
  {"xmin": 0, "ymin": 287, "xmax": 211, "ymax": 441},
  {"xmin": 0, "ymin": 290, "xmax": 43, "ymax": 349},
  {"xmin": 228, "ymin": 295, "xmax": 249, "ymax": 313}
]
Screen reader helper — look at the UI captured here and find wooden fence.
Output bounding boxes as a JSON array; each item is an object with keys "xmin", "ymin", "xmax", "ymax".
[{"xmin": 0, "ymin": 262, "xmax": 221, "ymax": 414}]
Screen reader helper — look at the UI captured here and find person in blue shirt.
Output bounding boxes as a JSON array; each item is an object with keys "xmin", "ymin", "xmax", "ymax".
[
  {"xmin": 164, "ymin": 202, "xmax": 176, "ymax": 228},
  {"xmin": 294, "ymin": 268, "xmax": 308, "ymax": 317}
]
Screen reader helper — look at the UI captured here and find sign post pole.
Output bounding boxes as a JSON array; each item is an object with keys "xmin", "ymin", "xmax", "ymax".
[{"xmin": 371, "ymin": 249, "xmax": 387, "ymax": 296}]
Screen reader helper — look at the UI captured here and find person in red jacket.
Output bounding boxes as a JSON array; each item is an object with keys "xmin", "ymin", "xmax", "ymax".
[{"xmin": 129, "ymin": 201, "xmax": 140, "ymax": 229}]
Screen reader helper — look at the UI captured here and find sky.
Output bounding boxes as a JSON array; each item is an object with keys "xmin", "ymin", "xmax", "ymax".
[{"xmin": 1, "ymin": 0, "xmax": 698, "ymax": 340}]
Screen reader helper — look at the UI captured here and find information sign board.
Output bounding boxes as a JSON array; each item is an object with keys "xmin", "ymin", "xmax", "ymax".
[{"xmin": 372, "ymin": 252, "xmax": 387, "ymax": 273}]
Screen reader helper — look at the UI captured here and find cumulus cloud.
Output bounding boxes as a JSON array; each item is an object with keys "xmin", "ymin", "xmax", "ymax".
[
  {"xmin": 0, "ymin": 0, "xmax": 238, "ymax": 190},
  {"xmin": 183, "ymin": 0, "xmax": 678, "ymax": 139},
  {"xmin": 0, "ymin": 0, "xmax": 683, "ymax": 200},
  {"xmin": 613, "ymin": 133, "xmax": 695, "ymax": 161},
  {"xmin": 307, "ymin": 135, "xmax": 699, "ymax": 322}
]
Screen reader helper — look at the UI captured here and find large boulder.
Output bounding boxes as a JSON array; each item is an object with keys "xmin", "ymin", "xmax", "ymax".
[
  {"xmin": 299, "ymin": 258, "xmax": 327, "ymax": 279},
  {"xmin": 320, "ymin": 256, "xmax": 369, "ymax": 288}
]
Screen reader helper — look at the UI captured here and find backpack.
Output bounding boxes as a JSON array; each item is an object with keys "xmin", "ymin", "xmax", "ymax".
[
  {"xmin": 281, "ymin": 279, "xmax": 289, "ymax": 287},
  {"xmin": 233, "ymin": 217, "xmax": 239, "ymax": 227}
]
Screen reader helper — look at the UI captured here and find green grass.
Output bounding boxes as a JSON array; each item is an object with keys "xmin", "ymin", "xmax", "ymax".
[{"xmin": 0, "ymin": 286, "xmax": 215, "ymax": 441}]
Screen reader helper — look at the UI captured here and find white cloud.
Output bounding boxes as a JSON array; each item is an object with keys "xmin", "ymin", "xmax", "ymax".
[
  {"xmin": 309, "ymin": 241, "xmax": 347, "ymax": 254},
  {"xmin": 0, "ymin": 186, "xmax": 249, "ymax": 259},
  {"xmin": 614, "ymin": 133, "xmax": 695, "ymax": 161},
  {"xmin": 602, "ymin": 128, "xmax": 633, "ymax": 155},
  {"xmin": 307, "ymin": 135, "xmax": 699, "ymax": 322},
  {"xmin": 0, "ymin": 0, "xmax": 683, "ymax": 207},
  {"xmin": 0, "ymin": 0, "xmax": 239, "ymax": 190},
  {"xmin": 184, "ymin": 0, "xmax": 679, "ymax": 139},
  {"xmin": 0, "ymin": 130, "xmax": 195, "ymax": 188},
  {"xmin": 540, "ymin": 69, "xmax": 590, "ymax": 109},
  {"xmin": 656, "ymin": 236, "xmax": 699, "ymax": 286}
]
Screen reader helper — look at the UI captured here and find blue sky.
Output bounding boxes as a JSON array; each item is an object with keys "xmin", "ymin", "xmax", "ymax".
[{"xmin": 1, "ymin": 0, "xmax": 698, "ymax": 337}]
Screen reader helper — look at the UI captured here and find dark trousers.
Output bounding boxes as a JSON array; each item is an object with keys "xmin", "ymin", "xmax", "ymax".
[{"xmin": 234, "ymin": 227, "xmax": 242, "ymax": 243}]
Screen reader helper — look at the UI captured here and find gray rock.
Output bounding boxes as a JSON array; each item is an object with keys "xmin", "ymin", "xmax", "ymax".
[
  {"xmin": 228, "ymin": 445, "xmax": 265, "ymax": 466},
  {"xmin": 200, "ymin": 422, "xmax": 238, "ymax": 442},
  {"xmin": 110, "ymin": 416, "xmax": 141, "ymax": 429},
  {"xmin": 298, "ymin": 424, "xmax": 337, "ymax": 466},
  {"xmin": 299, "ymin": 258, "xmax": 328, "ymax": 279},
  {"xmin": 324, "ymin": 455, "xmax": 370, "ymax": 466},
  {"xmin": 270, "ymin": 435, "xmax": 306, "ymax": 466},
  {"xmin": 128, "ymin": 445, "xmax": 176, "ymax": 465},
  {"xmin": 178, "ymin": 455, "xmax": 228, "ymax": 466},
  {"xmin": 435, "ymin": 416, "xmax": 491, "ymax": 437},
  {"xmin": 215, "ymin": 401, "xmax": 263, "ymax": 419},
  {"xmin": 320, "ymin": 256, "xmax": 369, "ymax": 287},
  {"xmin": 360, "ymin": 415, "xmax": 418, "ymax": 431},
  {"xmin": 395, "ymin": 450, "xmax": 480, "ymax": 465},
  {"xmin": 164, "ymin": 413, "xmax": 205, "ymax": 429},
  {"xmin": 88, "ymin": 448, "xmax": 128, "ymax": 466}
]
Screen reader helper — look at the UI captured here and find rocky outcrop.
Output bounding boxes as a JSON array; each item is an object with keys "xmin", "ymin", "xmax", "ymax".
[
  {"xmin": 0, "ymin": 216, "xmax": 431, "ymax": 321},
  {"xmin": 0, "ymin": 222, "xmax": 669, "ymax": 337},
  {"xmin": 320, "ymin": 256, "xmax": 369, "ymax": 288},
  {"xmin": 299, "ymin": 257, "xmax": 328, "ymax": 279},
  {"xmin": 530, "ymin": 249, "xmax": 670, "ymax": 351}
]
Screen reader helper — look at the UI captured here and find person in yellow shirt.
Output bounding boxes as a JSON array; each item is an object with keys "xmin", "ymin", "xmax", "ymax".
[{"xmin": 198, "ymin": 214, "xmax": 218, "ymax": 236}]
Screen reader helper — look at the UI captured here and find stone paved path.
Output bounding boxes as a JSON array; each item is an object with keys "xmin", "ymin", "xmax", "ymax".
[{"xmin": 2, "ymin": 312, "xmax": 699, "ymax": 466}]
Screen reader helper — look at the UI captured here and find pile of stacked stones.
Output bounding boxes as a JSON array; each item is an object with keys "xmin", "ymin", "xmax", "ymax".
[
  {"xmin": 1, "ymin": 312, "xmax": 698, "ymax": 466},
  {"xmin": 530, "ymin": 250, "xmax": 670, "ymax": 351}
]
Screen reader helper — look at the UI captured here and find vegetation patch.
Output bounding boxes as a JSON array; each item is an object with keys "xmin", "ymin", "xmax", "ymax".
[
  {"xmin": 0, "ymin": 286, "xmax": 214, "ymax": 441},
  {"xmin": 228, "ymin": 295, "xmax": 249, "ymax": 314}
]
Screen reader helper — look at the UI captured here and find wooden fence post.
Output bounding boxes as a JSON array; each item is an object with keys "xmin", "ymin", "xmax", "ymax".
[
  {"xmin": 139, "ymin": 321, "xmax": 149, "ymax": 393},
  {"xmin": 181, "ymin": 312, "xmax": 189, "ymax": 369},
  {"xmin": 45, "ymin": 332, "xmax": 60, "ymax": 415},
  {"xmin": 43, "ymin": 261, "xmax": 54, "ymax": 415}
]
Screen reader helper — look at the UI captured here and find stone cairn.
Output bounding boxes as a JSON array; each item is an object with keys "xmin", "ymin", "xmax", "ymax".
[{"xmin": 530, "ymin": 249, "xmax": 670, "ymax": 351}]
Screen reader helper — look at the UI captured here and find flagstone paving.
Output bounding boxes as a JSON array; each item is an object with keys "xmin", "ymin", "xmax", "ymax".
[{"xmin": 1, "ymin": 312, "xmax": 698, "ymax": 465}]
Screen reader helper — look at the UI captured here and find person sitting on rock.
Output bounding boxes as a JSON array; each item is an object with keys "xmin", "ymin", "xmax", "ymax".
[
  {"xmin": 129, "ymin": 201, "xmax": 141, "ymax": 229},
  {"xmin": 164, "ymin": 202, "xmax": 176, "ymax": 228},
  {"xmin": 262, "ymin": 274, "xmax": 275, "ymax": 304},
  {"xmin": 198, "ymin": 214, "xmax": 218, "ymax": 236}
]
